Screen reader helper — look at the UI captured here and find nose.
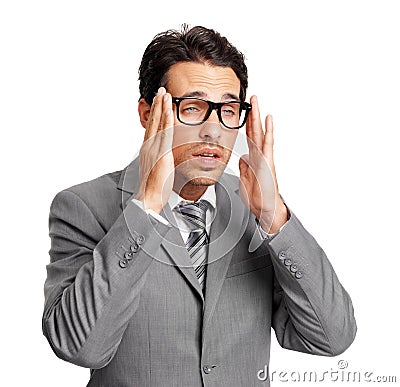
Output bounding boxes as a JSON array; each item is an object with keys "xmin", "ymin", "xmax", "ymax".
[{"xmin": 198, "ymin": 109, "xmax": 222, "ymax": 141}]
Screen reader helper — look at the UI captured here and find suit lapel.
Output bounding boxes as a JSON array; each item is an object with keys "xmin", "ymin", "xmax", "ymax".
[
  {"xmin": 159, "ymin": 203, "xmax": 205, "ymax": 301},
  {"xmin": 202, "ymin": 174, "xmax": 250, "ymax": 338}
]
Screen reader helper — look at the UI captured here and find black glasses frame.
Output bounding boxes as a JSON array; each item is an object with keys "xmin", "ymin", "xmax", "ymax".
[{"xmin": 171, "ymin": 97, "xmax": 252, "ymax": 130}]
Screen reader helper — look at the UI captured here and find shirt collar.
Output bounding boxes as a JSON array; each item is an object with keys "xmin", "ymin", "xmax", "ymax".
[{"xmin": 169, "ymin": 185, "xmax": 216, "ymax": 211}]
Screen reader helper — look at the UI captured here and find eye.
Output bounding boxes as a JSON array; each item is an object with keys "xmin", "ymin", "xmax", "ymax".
[
  {"xmin": 221, "ymin": 103, "xmax": 238, "ymax": 116},
  {"xmin": 222, "ymin": 108, "xmax": 235, "ymax": 116},
  {"xmin": 182, "ymin": 106, "xmax": 200, "ymax": 113},
  {"xmin": 179, "ymin": 100, "xmax": 207, "ymax": 115}
]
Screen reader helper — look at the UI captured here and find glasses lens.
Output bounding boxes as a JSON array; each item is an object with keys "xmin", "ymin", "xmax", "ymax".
[
  {"xmin": 178, "ymin": 99, "xmax": 210, "ymax": 125},
  {"xmin": 220, "ymin": 102, "xmax": 246, "ymax": 129}
]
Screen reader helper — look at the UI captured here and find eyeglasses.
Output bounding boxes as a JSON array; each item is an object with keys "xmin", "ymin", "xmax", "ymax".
[{"xmin": 171, "ymin": 97, "xmax": 252, "ymax": 130}]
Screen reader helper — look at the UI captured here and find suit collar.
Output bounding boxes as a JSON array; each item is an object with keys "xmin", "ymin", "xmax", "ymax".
[{"xmin": 117, "ymin": 157, "xmax": 140, "ymax": 196}]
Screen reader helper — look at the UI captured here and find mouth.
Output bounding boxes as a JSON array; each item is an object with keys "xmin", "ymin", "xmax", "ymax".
[{"xmin": 192, "ymin": 147, "xmax": 222, "ymax": 160}]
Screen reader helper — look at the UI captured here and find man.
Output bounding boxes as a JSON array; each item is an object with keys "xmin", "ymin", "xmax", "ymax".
[{"xmin": 42, "ymin": 25, "xmax": 356, "ymax": 386}]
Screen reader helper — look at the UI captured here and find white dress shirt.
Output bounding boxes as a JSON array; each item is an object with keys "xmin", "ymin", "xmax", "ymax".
[
  {"xmin": 131, "ymin": 186, "xmax": 216, "ymax": 243},
  {"xmin": 131, "ymin": 186, "xmax": 287, "ymax": 241}
]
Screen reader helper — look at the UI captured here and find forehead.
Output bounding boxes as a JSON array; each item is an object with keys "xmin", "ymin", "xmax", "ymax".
[{"xmin": 165, "ymin": 62, "xmax": 240, "ymax": 100}]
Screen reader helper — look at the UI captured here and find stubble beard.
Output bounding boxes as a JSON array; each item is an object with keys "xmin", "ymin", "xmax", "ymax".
[
  {"xmin": 172, "ymin": 156, "xmax": 231, "ymax": 197},
  {"xmin": 171, "ymin": 142, "xmax": 233, "ymax": 196},
  {"xmin": 173, "ymin": 162, "xmax": 225, "ymax": 188}
]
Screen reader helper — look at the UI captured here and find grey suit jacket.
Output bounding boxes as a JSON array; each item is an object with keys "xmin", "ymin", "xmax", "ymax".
[{"xmin": 42, "ymin": 158, "xmax": 356, "ymax": 387}]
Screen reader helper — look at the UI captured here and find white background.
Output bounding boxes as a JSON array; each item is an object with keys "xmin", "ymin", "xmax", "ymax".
[{"xmin": 1, "ymin": 0, "xmax": 399, "ymax": 385}]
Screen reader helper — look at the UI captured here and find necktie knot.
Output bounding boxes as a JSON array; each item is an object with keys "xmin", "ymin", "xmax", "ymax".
[{"xmin": 177, "ymin": 200, "xmax": 209, "ymax": 231}]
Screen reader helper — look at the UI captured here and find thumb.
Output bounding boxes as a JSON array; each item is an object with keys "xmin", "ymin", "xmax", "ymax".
[{"xmin": 239, "ymin": 154, "xmax": 250, "ymax": 174}]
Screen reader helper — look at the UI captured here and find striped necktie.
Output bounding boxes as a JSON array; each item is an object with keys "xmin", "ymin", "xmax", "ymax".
[{"xmin": 177, "ymin": 200, "xmax": 209, "ymax": 291}]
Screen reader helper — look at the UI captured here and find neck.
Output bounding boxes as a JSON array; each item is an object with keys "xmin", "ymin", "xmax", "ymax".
[{"xmin": 173, "ymin": 179, "xmax": 209, "ymax": 202}]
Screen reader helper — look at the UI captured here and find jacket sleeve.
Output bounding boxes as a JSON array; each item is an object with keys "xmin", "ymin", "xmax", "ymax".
[
  {"xmin": 268, "ymin": 210, "xmax": 357, "ymax": 356},
  {"xmin": 42, "ymin": 189, "xmax": 170, "ymax": 369}
]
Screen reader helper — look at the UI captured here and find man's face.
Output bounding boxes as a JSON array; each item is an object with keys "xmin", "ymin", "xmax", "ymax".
[{"xmin": 165, "ymin": 62, "xmax": 240, "ymax": 187}]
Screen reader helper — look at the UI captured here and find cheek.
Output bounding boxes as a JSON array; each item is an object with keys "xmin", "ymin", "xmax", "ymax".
[
  {"xmin": 171, "ymin": 141, "xmax": 194, "ymax": 165},
  {"xmin": 221, "ymin": 131, "xmax": 238, "ymax": 151},
  {"xmin": 171, "ymin": 147, "xmax": 184, "ymax": 166},
  {"xmin": 172, "ymin": 125, "xmax": 197, "ymax": 149}
]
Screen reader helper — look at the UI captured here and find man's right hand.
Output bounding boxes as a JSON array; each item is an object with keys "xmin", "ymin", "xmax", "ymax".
[{"xmin": 135, "ymin": 87, "xmax": 175, "ymax": 214}]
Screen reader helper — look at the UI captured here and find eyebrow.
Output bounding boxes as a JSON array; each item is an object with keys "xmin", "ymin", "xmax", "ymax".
[{"xmin": 180, "ymin": 91, "xmax": 240, "ymax": 101}]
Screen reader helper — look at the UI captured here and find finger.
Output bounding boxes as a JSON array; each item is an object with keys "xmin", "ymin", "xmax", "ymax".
[
  {"xmin": 239, "ymin": 154, "xmax": 256, "ymax": 182},
  {"xmin": 238, "ymin": 156, "xmax": 250, "ymax": 203},
  {"xmin": 144, "ymin": 87, "xmax": 166, "ymax": 140},
  {"xmin": 239, "ymin": 154, "xmax": 250, "ymax": 175},
  {"xmin": 159, "ymin": 93, "xmax": 173, "ymax": 131},
  {"xmin": 262, "ymin": 114, "xmax": 274, "ymax": 160},
  {"xmin": 158, "ymin": 93, "xmax": 174, "ymax": 153},
  {"xmin": 246, "ymin": 95, "xmax": 264, "ymax": 150}
]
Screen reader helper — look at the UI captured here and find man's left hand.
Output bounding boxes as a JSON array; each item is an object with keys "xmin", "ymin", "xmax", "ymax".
[{"xmin": 239, "ymin": 95, "xmax": 288, "ymax": 234}]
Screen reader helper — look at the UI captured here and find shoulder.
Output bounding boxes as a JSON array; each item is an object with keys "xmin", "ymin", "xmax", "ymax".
[
  {"xmin": 49, "ymin": 168, "xmax": 126, "ymax": 226},
  {"xmin": 61, "ymin": 169, "xmax": 123, "ymax": 201}
]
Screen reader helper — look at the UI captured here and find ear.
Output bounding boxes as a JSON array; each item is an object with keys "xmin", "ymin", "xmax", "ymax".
[{"xmin": 138, "ymin": 98, "xmax": 151, "ymax": 128}]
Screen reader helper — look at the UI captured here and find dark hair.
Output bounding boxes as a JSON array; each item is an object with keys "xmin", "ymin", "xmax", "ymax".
[{"xmin": 138, "ymin": 25, "xmax": 248, "ymax": 105}]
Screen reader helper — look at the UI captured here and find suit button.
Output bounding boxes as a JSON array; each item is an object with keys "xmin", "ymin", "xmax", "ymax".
[
  {"xmin": 137, "ymin": 235, "xmax": 145, "ymax": 245},
  {"xmin": 295, "ymin": 270, "xmax": 303, "ymax": 279},
  {"xmin": 278, "ymin": 251, "xmax": 286, "ymax": 260},
  {"xmin": 284, "ymin": 258, "xmax": 292, "ymax": 266},
  {"xmin": 130, "ymin": 242, "xmax": 139, "ymax": 252},
  {"xmin": 119, "ymin": 259, "xmax": 128, "ymax": 268},
  {"xmin": 290, "ymin": 264, "xmax": 298, "ymax": 272},
  {"xmin": 203, "ymin": 365, "xmax": 212, "ymax": 374},
  {"xmin": 124, "ymin": 251, "xmax": 133, "ymax": 259}
]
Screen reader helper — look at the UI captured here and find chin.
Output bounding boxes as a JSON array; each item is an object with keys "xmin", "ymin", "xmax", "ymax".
[
  {"xmin": 189, "ymin": 176, "xmax": 218, "ymax": 186},
  {"xmin": 174, "ymin": 166, "xmax": 225, "ymax": 188}
]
